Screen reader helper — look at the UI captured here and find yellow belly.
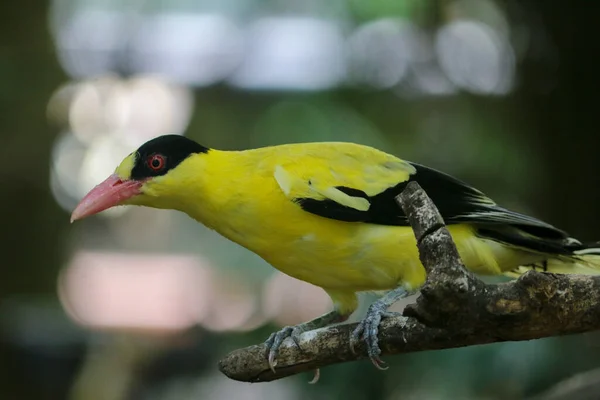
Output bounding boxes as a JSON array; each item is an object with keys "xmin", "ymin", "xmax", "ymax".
[
  {"xmin": 249, "ymin": 221, "xmax": 539, "ymax": 293},
  {"xmin": 263, "ymin": 223, "xmax": 426, "ymax": 292}
]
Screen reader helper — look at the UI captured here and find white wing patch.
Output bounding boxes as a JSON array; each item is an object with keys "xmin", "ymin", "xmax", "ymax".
[
  {"xmin": 271, "ymin": 147, "xmax": 414, "ymax": 215},
  {"xmin": 274, "ymin": 165, "xmax": 293, "ymax": 195},
  {"xmin": 274, "ymin": 165, "xmax": 372, "ymax": 212},
  {"xmin": 312, "ymin": 184, "xmax": 370, "ymax": 211}
]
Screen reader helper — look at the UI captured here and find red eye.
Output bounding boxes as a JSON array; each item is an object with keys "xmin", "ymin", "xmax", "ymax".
[{"xmin": 147, "ymin": 154, "xmax": 165, "ymax": 171}]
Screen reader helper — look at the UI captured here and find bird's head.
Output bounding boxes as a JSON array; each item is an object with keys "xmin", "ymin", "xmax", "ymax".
[{"xmin": 71, "ymin": 134, "xmax": 209, "ymax": 222}]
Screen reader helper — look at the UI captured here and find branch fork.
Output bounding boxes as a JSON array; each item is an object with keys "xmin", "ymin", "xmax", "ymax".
[{"xmin": 218, "ymin": 181, "xmax": 600, "ymax": 383}]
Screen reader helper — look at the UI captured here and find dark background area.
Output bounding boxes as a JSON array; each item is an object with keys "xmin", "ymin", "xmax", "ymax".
[{"xmin": 2, "ymin": 1, "xmax": 600, "ymax": 399}]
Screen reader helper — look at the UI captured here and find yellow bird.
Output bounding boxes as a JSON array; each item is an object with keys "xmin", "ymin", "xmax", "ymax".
[{"xmin": 71, "ymin": 134, "xmax": 600, "ymax": 370}]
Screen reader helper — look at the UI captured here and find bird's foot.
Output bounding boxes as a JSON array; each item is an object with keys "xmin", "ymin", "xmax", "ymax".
[
  {"xmin": 349, "ymin": 286, "xmax": 412, "ymax": 369},
  {"xmin": 263, "ymin": 310, "xmax": 348, "ymax": 375},
  {"xmin": 349, "ymin": 307, "xmax": 398, "ymax": 369},
  {"xmin": 264, "ymin": 325, "xmax": 305, "ymax": 373}
]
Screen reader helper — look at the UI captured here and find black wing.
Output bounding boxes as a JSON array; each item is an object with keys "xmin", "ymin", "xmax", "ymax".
[{"xmin": 295, "ymin": 162, "xmax": 576, "ymax": 255}]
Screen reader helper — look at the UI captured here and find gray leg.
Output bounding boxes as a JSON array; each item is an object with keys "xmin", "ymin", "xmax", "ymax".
[
  {"xmin": 349, "ymin": 287, "xmax": 412, "ymax": 369},
  {"xmin": 265, "ymin": 310, "xmax": 349, "ymax": 372}
]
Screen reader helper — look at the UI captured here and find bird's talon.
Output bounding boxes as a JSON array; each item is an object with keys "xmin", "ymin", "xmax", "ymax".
[
  {"xmin": 371, "ymin": 356, "xmax": 388, "ymax": 371},
  {"xmin": 268, "ymin": 351, "xmax": 278, "ymax": 373},
  {"xmin": 349, "ymin": 321, "xmax": 366, "ymax": 355},
  {"xmin": 351, "ymin": 304, "xmax": 401, "ymax": 368},
  {"xmin": 308, "ymin": 368, "xmax": 321, "ymax": 384},
  {"xmin": 291, "ymin": 328, "xmax": 304, "ymax": 350},
  {"xmin": 264, "ymin": 325, "xmax": 305, "ymax": 373},
  {"xmin": 349, "ymin": 342, "xmax": 357, "ymax": 355},
  {"xmin": 264, "ymin": 332, "xmax": 277, "ymax": 358}
]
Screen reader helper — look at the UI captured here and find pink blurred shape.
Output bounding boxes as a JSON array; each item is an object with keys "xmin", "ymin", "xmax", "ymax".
[
  {"xmin": 59, "ymin": 251, "xmax": 214, "ymax": 332},
  {"xmin": 262, "ymin": 272, "xmax": 331, "ymax": 326}
]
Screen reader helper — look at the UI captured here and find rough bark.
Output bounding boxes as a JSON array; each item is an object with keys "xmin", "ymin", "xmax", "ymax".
[{"xmin": 218, "ymin": 182, "xmax": 600, "ymax": 383}]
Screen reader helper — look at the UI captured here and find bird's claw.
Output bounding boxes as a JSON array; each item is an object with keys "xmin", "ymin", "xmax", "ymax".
[
  {"xmin": 264, "ymin": 325, "xmax": 305, "ymax": 373},
  {"xmin": 350, "ymin": 309, "xmax": 402, "ymax": 370}
]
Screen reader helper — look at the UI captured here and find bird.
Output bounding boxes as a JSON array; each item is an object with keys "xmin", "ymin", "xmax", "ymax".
[{"xmin": 71, "ymin": 134, "xmax": 600, "ymax": 371}]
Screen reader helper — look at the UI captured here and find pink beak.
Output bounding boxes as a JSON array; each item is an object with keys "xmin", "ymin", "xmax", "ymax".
[{"xmin": 71, "ymin": 174, "xmax": 143, "ymax": 222}]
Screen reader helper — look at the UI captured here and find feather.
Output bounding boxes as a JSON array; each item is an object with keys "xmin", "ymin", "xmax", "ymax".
[{"xmin": 283, "ymin": 158, "xmax": 570, "ymax": 254}]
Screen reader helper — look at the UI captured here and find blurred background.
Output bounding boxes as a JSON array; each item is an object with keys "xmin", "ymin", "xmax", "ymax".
[{"xmin": 2, "ymin": 0, "xmax": 600, "ymax": 399}]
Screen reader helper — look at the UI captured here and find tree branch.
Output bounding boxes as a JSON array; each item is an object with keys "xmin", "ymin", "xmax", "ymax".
[{"xmin": 218, "ymin": 181, "xmax": 600, "ymax": 383}]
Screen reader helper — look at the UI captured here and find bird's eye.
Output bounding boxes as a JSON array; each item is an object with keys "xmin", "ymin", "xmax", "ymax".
[{"xmin": 147, "ymin": 154, "xmax": 166, "ymax": 171}]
